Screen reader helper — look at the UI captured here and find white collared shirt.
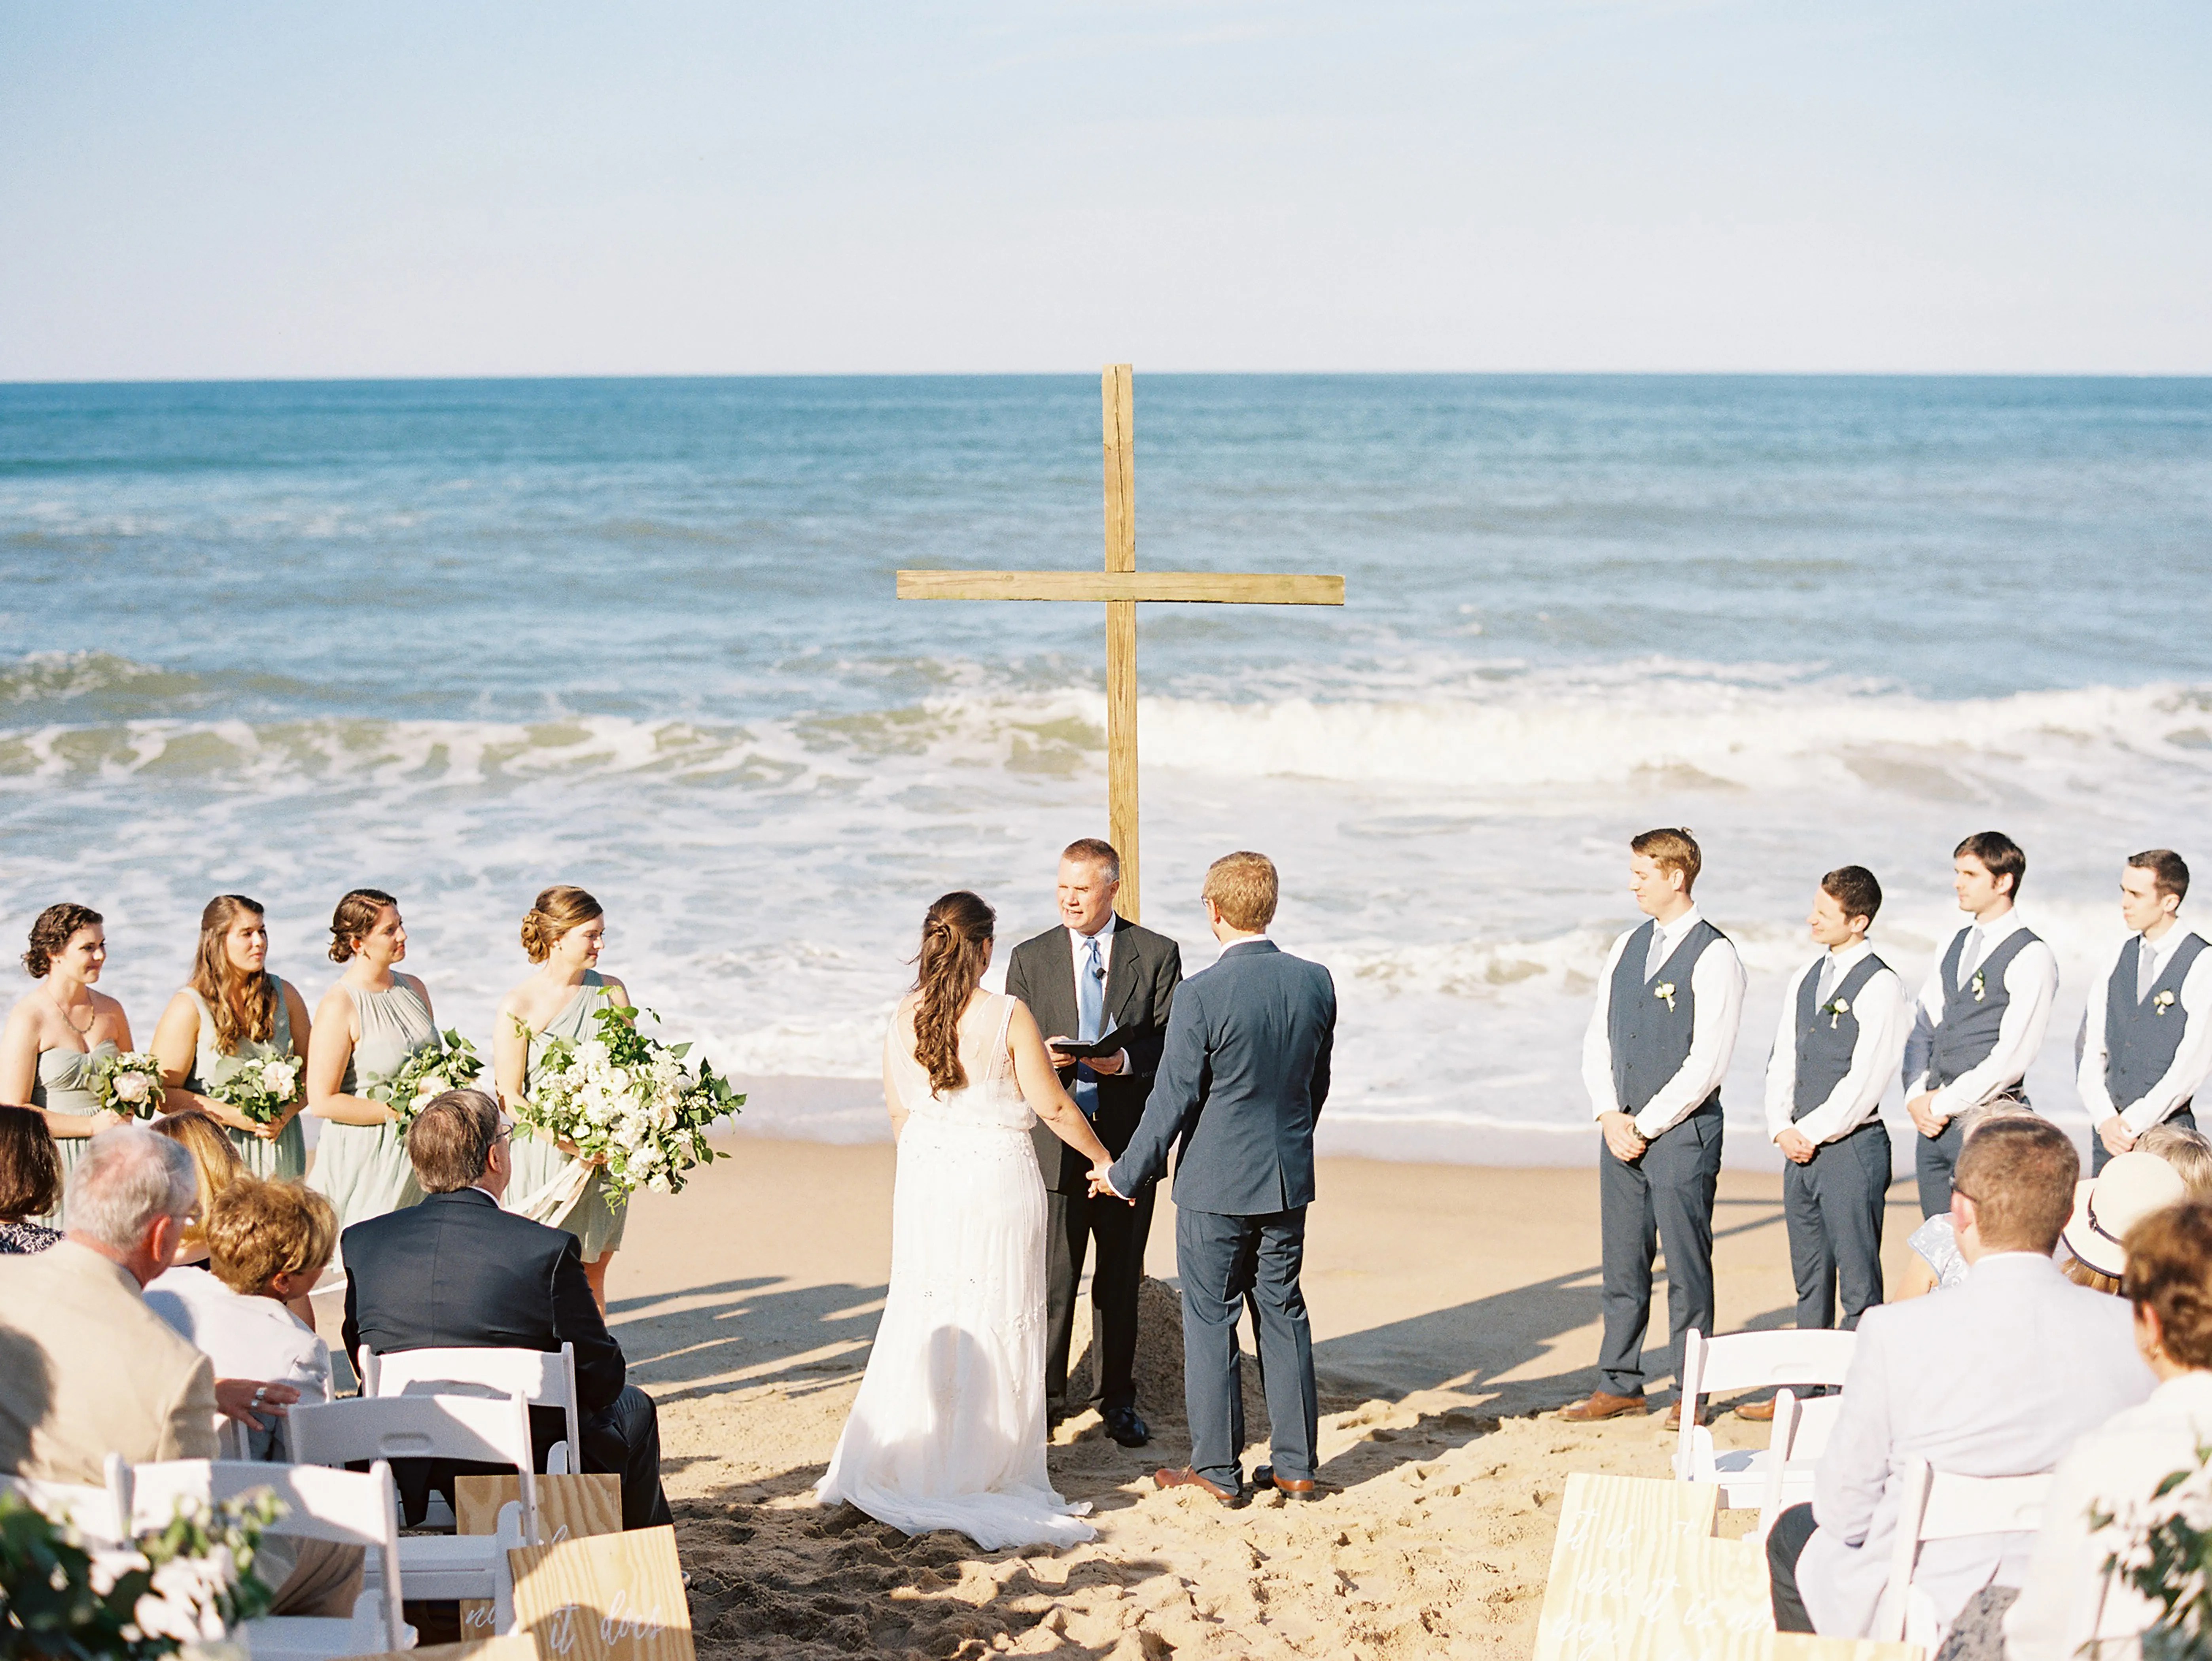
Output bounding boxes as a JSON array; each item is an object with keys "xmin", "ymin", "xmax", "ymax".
[
  {"xmin": 2076, "ymin": 925, "xmax": 2212, "ymax": 1128},
  {"xmin": 1763, "ymin": 941, "xmax": 1907, "ymax": 1145},
  {"xmin": 1581, "ymin": 904, "xmax": 1748, "ymax": 1140},
  {"xmin": 1064, "ymin": 919, "xmax": 1127, "ymax": 1072},
  {"xmin": 1907, "ymin": 909, "xmax": 2059, "ymax": 1117}
]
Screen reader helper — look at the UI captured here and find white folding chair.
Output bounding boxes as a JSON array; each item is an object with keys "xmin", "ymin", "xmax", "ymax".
[
  {"xmin": 1752, "ymin": 1387, "xmax": 1848, "ymax": 1542},
  {"xmin": 2, "ymin": 1455, "xmax": 128, "ymax": 1538},
  {"xmin": 361, "ymin": 1343, "xmax": 582, "ymax": 1476},
  {"xmin": 1875, "ymin": 1456, "xmax": 2052, "ymax": 1648},
  {"xmin": 115, "ymin": 1457, "xmax": 411, "ymax": 1661},
  {"xmin": 1673, "ymin": 1326, "xmax": 1857, "ymax": 1504},
  {"xmin": 286, "ymin": 1391, "xmax": 536, "ymax": 1629}
]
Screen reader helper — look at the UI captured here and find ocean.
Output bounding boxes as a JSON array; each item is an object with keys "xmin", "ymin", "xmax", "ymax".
[{"xmin": 3, "ymin": 374, "xmax": 2209, "ymax": 1162}]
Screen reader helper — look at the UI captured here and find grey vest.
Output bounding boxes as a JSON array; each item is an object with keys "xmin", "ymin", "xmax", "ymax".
[
  {"xmin": 1608, "ymin": 919, "xmax": 1728, "ymax": 1117},
  {"xmin": 2105, "ymin": 931, "xmax": 2210, "ymax": 1112},
  {"xmin": 1792, "ymin": 953, "xmax": 1891, "ymax": 1121},
  {"xmin": 1928, "ymin": 923, "xmax": 2041, "ymax": 1095}
]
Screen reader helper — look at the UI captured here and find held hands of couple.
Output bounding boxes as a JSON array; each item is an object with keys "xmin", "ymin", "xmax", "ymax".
[{"xmin": 1086, "ymin": 1163, "xmax": 1133, "ymax": 1205}]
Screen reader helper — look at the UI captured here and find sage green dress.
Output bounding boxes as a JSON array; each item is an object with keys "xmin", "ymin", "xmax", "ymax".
[
  {"xmin": 306, "ymin": 978, "xmax": 434, "ymax": 1257},
  {"xmin": 31, "ymin": 1039, "xmax": 118, "ymax": 1217},
  {"xmin": 510, "ymin": 970, "xmax": 628, "ymax": 1262},
  {"xmin": 182, "ymin": 981, "xmax": 306, "ymax": 1180}
]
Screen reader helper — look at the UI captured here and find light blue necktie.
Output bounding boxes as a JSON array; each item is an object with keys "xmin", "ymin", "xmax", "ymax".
[{"xmin": 1074, "ymin": 933, "xmax": 1106, "ymax": 1121}]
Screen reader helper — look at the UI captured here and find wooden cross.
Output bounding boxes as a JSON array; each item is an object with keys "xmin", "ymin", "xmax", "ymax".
[{"xmin": 897, "ymin": 364, "xmax": 1345, "ymax": 922}]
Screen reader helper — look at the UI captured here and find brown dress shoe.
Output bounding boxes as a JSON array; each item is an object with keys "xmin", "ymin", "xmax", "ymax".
[
  {"xmin": 1734, "ymin": 1397, "xmax": 1777, "ymax": 1422},
  {"xmin": 1560, "ymin": 1389, "xmax": 1649, "ymax": 1422},
  {"xmin": 1664, "ymin": 1400, "xmax": 1707, "ymax": 1431},
  {"xmin": 1252, "ymin": 1465, "xmax": 1320, "ymax": 1502},
  {"xmin": 1154, "ymin": 1467, "xmax": 1248, "ymax": 1507}
]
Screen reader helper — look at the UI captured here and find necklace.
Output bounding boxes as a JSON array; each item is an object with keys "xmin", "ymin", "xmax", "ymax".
[{"xmin": 46, "ymin": 986, "xmax": 95, "ymax": 1036}]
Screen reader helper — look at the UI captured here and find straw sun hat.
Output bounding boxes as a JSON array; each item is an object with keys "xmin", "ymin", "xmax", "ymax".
[{"xmin": 2061, "ymin": 1151, "xmax": 2190, "ymax": 1280}]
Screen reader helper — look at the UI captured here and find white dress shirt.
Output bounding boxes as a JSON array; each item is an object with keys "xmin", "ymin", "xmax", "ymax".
[
  {"xmin": 2076, "ymin": 926, "xmax": 2212, "ymax": 1131},
  {"xmin": 1906, "ymin": 910, "xmax": 2059, "ymax": 1119},
  {"xmin": 1062, "ymin": 921, "xmax": 1128, "ymax": 1073},
  {"xmin": 1580, "ymin": 904, "xmax": 1748, "ymax": 1140},
  {"xmin": 1764, "ymin": 942, "xmax": 1908, "ymax": 1146},
  {"xmin": 2004, "ymin": 1370, "xmax": 2212, "ymax": 1661},
  {"xmin": 145, "ymin": 1264, "xmax": 333, "ymax": 1399}
]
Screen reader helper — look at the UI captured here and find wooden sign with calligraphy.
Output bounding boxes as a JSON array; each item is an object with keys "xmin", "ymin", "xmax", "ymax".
[
  {"xmin": 510, "ymin": 1524, "xmax": 693, "ymax": 1661},
  {"xmin": 1533, "ymin": 1474, "xmax": 1924, "ymax": 1661},
  {"xmin": 456, "ymin": 1473, "xmax": 625, "ymax": 1636}
]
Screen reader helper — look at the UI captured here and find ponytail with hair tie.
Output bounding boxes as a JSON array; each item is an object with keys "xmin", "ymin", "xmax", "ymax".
[{"xmin": 912, "ymin": 891, "xmax": 995, "ymax": 1094}]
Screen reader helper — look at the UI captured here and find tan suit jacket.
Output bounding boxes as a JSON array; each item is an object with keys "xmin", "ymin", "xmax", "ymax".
[{"xmin": 0, "ymin": 1239, "xmax": 218, "ymax": 1483}]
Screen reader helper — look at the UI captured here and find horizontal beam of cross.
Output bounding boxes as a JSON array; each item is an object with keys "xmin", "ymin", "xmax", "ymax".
[{"xmin": 896, "ymin": 569, "xmax": 1345, "ymax": 605}]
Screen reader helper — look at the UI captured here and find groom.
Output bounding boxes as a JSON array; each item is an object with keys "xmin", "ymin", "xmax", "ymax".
[
  {"xmin": 1006, "ymin": 836, "xmax": 1183, "ymax": 1447},
  {"xmin": 1094, "ymin": 851, "xmax": 1337, "ymax": 1507}
]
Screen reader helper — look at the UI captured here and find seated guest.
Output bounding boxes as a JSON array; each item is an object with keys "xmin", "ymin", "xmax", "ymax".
[
  {"xmin": 0, "ymin": 1104, "xmax": 62, "ymax": 1254},
  {"xmin": 1766, "ymin": 1117, "xmax": 2156, "ymax": 1643},
  {"xmin": 2057, "ymin": 1150, "xmax": 2187, "ymax": 1296},
  {"xmin": 1894, "ymin": 1102, "xmax": 2033, "ymax": 1298},
  {"xmin": 2137, "ymin": 1121, "xmax": 2212, "ymax": 1198},
  {"xmin": 147, "ymin": 1176, "xmax": 337, "ymax": 1458},
  {"xmin": 2005, "ymin": 1200, "xmax": 2212, "ymax": 1660},
  {"xmin": 341, "ymin": 1089, "xmax": 671, "ymax": 1530},
  {"xmin": 0, "ymin": 1127, "xmax": 359, "ymax": 1615},
  {"xmin": 151, "ymin": 1107, "xmax": 244, "ymax": 1269}
]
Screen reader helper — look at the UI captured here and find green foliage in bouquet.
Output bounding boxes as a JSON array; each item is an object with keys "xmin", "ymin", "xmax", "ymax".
[
  {"xmin": 514, "ymin": 993, "xmax": 743, "ymax": 1203},
  {"xmin": 89, "ymin": 1052, "xmax": 167, "ymax": 1120},
  {"xmin": 204, "ymin": 1056, "xmax": 301, "ymax": 1127},
  {"xmin": 365, "ymin": 1029, "xmax": 485, "ymax": 1130},
  {"xmin": 2092, "ymin": 1443, "xmax": 2212, "ymax": 1661},
  {"xmin": 1, "ymin": 1487, "xmax": 281, "ymax": 1661}
]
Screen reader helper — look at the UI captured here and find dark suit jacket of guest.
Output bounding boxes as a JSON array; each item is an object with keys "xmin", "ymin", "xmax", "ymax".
[
  {"xmin": 1006, "ymin": 916, "xmax": 1183, "ymax": 1196},
  {"xmin": 1108, "ymin": 938, "xmax": 1336, "ymax": 1216},
  {"xmin": 340, "ymin": 1187, "xmax": 627, "ymax": 1443}
]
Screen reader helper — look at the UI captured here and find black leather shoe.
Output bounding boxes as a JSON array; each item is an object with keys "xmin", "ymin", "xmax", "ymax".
[
  {"xmin": 1102, "ymin": 1406, "xmax": 1150, "ymax": 1447},
  {"xmin": 1046, "ymin": 1406, "xmax": 1068, "ymax": 1431},
  {"xmin": 1253, "ymin": 1464, "xmax": 1320, "ymax": 1502}
]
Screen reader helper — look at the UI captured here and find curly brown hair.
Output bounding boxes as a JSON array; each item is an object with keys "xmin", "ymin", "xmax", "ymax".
[
  {"xmin": 189, "ymin": 895, "xmax": 278, "ymax": 1056},
  {"xmin": 327, "ymin": 888, "xmax": 399, "ymax": 963},
  {"xmin": 911, "ymin": 891, "xmax": 995, "ymax": 1094},
  {"xmin": 23, "ymin": 903, "xmax": 102, "ymax": 978},
  {"xmin": 2124, "ymin": 1200, "xmax": 2212, "ymax": 1369},
  {"xmin": 520, "ymin": 885, "xmax": 603, "ymax": 965}
]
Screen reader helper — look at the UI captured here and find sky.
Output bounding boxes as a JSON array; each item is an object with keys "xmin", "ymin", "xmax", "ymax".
[{"xmin": 3, "ymin": 2, "xmax": 2209, "ymax": 380}]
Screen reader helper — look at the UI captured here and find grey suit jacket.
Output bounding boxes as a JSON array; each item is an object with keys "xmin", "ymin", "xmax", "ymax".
[
  {"xmin": 1798, "ymin": 1251, "xmax": 2155, "ymax": 1640},
  {"xmin": 1005, "ymin": 917, "xmax": 1182, "ymax": 1196},
  {"xmin": 1108, "ymin": 938, "xmax": 1336, "ymax": 1216}
]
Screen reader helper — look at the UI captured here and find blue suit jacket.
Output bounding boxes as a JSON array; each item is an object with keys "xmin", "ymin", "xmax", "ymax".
[{"xmin": 1108, "ymin": 938, "xmax": 1336, "ymax": 1216}]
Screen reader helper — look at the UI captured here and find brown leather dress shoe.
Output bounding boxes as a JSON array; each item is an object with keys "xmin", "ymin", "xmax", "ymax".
[
  {"xmin": 1154, "ymin": 1467, "xmax": 1248, "ymax": 1507},
  {"xmin": 1734, "ymin": 1397, "xmax": 1777, "ymax": 1422},
  {"xmin": 1252, "ymin": 1465, "xmax": 1320, "ymax": 1502},
  {"xmin": 1560, "ymin": 1389, "xmax": 1649, "ymax": 1422},
  {"xmin": 1664, "ymin": 1399, "xmax": 1707, "ymax": 1431}
]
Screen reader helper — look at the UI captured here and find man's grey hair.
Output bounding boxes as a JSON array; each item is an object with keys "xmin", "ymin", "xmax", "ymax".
[
  {"xmin": 1061, "ymin": 837, "xmax": 1121, "ymax": 883},
  {"xmin": 65, "ymin": 1126, "xmax": 197, "ymax": 1253}
]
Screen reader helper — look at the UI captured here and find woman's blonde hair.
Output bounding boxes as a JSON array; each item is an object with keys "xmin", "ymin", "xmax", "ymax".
[
  {"xmin": 150, "ymin": 1109, "xmax": 245, "ymax": 1256},
  {"xmin": 520, "ymin": 885, "xmax": 603, "ymax": 965},
  {"xmin": 205, "ymin": 1176, "xmax": 338, "ymax": 1295},
  {"xmin": 2137, "ymin": 1123, "xmax": 2212, "ymax": 1200},
  {"xmin": 189, "ymin": 895, "xmax": 277, "ymax": 1056}
]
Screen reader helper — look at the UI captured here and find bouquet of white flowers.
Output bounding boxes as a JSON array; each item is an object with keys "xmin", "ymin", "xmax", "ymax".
[
  {"xmin": 366, "ymin": 1029, "xmax": 485, "ymax": 1131},
  {"xmin": 91, "ymin": 1050, "xmax": 168, "ymax": 1119},
  {"xmin": 0, "ymin": 1485, "xmax": 282, "ymax": 1660},
  {"xmin": 2092, "ymin": 1441, "xmax": 2212, "ymax": 1659},
  {"xmin": 206, "ymin": 1056, "xmax": 301, "ymax": 1126},
  {"xmin": 514, "ymin": 993, "xmax": 742, "ymax": 1203}
]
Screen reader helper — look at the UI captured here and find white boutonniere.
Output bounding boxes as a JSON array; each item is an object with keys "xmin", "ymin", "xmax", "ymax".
[
  {"xmin": 2154, "ymin": 989, "xmax": 2178, "ymax": 1015},
  {"xmin": 1971, "ymin": 969, "xmax": 1988, "ymax": 1003},
  {"xmin": 1822, "ymin": 995, "xmax": 1851, "ymax": 1030},
  {"xmin": 1654, "ymin": 981, "xmax": 1677, "ymax": 1012}
]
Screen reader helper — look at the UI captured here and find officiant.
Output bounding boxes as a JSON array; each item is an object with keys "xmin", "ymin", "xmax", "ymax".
[{"xmin": 1007, "ymin": 836, "xmax": 1183, "ymax": 1448}]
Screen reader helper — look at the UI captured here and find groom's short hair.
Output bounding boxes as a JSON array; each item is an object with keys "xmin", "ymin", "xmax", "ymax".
[
  {"xmin": 1203, "ymin": 851, "xmax": 1278, "ymax": 932},
  {"xmin": 1062, "ymin": 838, "xmax": 1120, "ymax": 881}
]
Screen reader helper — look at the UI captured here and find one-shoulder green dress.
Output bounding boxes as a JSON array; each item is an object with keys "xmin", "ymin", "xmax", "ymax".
[
  {"xmin": 182, "ymin": 981, "xmax": 306, "ymax": 1180},
  {"xmin": 32, "ymin": 1039, "xmax": 118, "ymax": 1216},
  {"xmin": 509, "ymin": 970, "xmax": 629, "ymax": 1262},
  {"xmin": 306, "ymin": 978, "xmax": 433, "ymax": 1258}
]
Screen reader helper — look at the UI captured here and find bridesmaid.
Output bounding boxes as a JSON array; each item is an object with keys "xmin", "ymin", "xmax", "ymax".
[
  {"xmin": 152, "ymin": 896, "xmax": 313, "ymax": 1179},
  {"xmin": 304, "ymin": 889, "xmax": 437, "ymax": 1255},
  {"xmin": 495, "ymin": 884, "xmax": 628, "ymax": 1312},
  {"xmin": 0, "ymin": 904, "xmax": 135, "ymax": 1207}
]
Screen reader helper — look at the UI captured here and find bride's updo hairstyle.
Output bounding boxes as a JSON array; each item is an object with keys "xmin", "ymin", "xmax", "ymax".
[
  {"xmin": 913, "ymin": 891, "xmax": 995, "ymax": 1094},
  {"xmin": 522, "ymin": 885, "xmax": 603, "ymax": 964},
  {"xmin": 327, "ymin": 888, "xmax": 399, "ymax": 963}
]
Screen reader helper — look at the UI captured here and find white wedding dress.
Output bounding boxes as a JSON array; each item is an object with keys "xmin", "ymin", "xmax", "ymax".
[{"xmin": 816, "ymin": 992, "xmax": 1096, "ymax": 1549}]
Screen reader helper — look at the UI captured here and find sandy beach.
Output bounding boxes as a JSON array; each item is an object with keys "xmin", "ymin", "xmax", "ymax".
[{"xmin": 479, "ymin": 1117, "xmax": 1937, "ymax": 1660}]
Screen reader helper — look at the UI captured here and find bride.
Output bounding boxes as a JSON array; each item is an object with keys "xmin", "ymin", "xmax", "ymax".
[{"xmin": 817, "ymin": 890, "xmax": 1114, "ymax": 1549}]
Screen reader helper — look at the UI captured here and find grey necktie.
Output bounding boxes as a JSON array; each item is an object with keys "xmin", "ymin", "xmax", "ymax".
[
  {"xmin": 1644, "ymin": 924, "xmax": 1670, "ymax": 982},
  {"xmin": 1815, "ymin": 954, "xmax": 1839, "ymax": 1006},
  {"xmin": 1958, "ymin": 927, "xmax": 1985, "ymax": 982},
  {"xmin": 2138, "ymin": 936, "xmax": 2159, "ymax": 1003}
]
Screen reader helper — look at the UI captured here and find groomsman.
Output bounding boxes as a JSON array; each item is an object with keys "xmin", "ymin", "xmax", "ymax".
[
  {"xmin": 2079, "ymin": 849, "xmax": 2212, "ymax": 1174},
  {"xmin": 1566, "ymin": 827, "xmax": 1746, "ymax": 1427},
  {"xmin": 1005, "ymin": 837, "xmax": 1181, "ymax": 1448},
  {"xmin": 1901, "ymin": 831, "xmax": 2058, "ymax": 1217},
  {"xmin": 1752, "ymin": 865, "xmax": 1905, "ymax": 1407}
]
